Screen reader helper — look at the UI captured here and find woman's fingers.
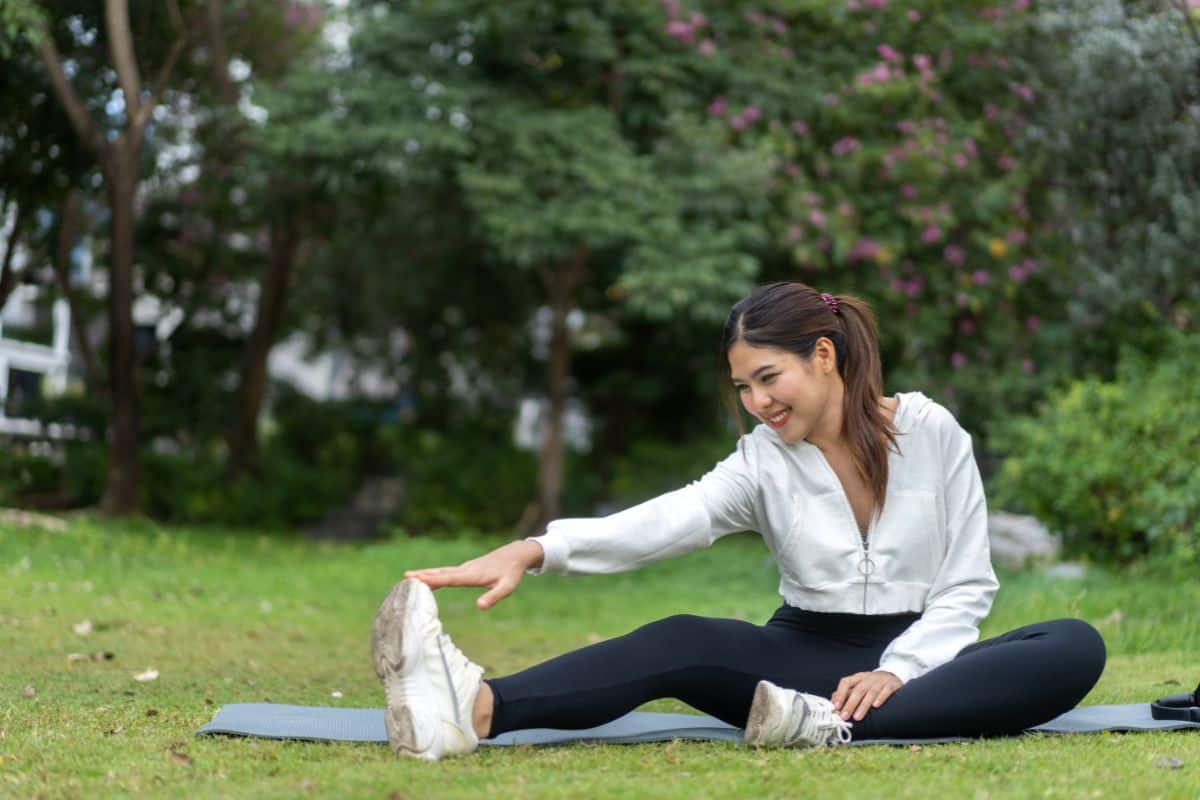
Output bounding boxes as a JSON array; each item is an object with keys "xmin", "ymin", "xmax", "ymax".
[
  {"xmin": 404, "ymin": 566, "xmax": 489, "ymax": 588},
  {"xmin": 476, "ymin": 579, "xmax": 515, "ymax": 611},
  {"xmin": 831, "ymin": 673, "xmax": 860, "ymax": 712}
]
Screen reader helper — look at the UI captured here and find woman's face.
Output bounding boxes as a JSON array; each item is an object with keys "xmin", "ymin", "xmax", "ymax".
[{"xmin": 727, "ymin": 339, "xmax": 838, "ymax": 445}]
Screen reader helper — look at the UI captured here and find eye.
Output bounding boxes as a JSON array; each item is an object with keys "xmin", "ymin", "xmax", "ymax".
[{"xmin": 761, "ymin": 374, "xmax": 778, "ymax": 384}]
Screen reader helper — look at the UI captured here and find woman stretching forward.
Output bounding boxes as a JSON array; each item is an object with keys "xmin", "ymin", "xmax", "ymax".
[{"xmin": 371, "ymin": 281, "xmax": 1106, "ymax": 760}]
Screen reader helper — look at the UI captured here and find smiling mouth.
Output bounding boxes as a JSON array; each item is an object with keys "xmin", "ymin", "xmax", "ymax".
[{"xmin": 764, "ymin": 408, "xmax": 791, "ymax": 427}]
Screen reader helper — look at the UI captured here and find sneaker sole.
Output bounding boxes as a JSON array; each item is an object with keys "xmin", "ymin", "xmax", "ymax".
[
  {"xmin": 744, "ymin": 680, "xmax": 783, "ymax": 745},
  {"xmin": 371, "ymin": 578, "xmax": 439, "ymax": 759}
]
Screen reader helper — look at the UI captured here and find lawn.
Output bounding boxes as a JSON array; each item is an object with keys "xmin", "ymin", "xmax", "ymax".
[{"xmin": 2, "ymin": 517, "xmax": 1198, "ymax": 799}]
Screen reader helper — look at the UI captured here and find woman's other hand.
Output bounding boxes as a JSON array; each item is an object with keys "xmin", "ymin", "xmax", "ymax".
[
  {"xmin": 830, "ymin": 670, "xmax": 902, "ymax": 721},
  {"xmin": 404, "ymin": 540, "xmax": 545, "ymax": 611}
]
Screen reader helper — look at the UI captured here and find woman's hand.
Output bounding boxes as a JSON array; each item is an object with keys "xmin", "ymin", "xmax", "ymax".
[
  {"xmin": 404, "ymin": 540, "xmax": 545, "ymax": 611},
  {"xmin": 831, "ymin": 670, "xmax": 902, "ymax": 721}
]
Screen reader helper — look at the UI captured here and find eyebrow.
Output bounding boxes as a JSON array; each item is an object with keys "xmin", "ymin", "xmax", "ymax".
[{"xmin": 731, "ymin": 364, "xmax": 776, "ymax": 385}]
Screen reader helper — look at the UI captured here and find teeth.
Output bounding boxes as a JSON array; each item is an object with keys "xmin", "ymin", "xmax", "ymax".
[{"xmin": 767, "ymin": 409, "xmax": 790, "ymax": 423}]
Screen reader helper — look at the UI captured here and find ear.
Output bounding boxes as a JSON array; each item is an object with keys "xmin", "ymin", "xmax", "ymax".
[{"xmin": 813, "ymin": 337, "xmax": 838, "ymax": 375}]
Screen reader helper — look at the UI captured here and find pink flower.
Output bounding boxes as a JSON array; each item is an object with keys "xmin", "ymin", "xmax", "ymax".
[
  {"xmin": 666, "ymin": 20, "xmax": 694, "ymax": 42},
  {"xmin": 849, "ymin": 238, "xmax": 881, "ymax": 261},
  {"xmin": 1012, "ymin": 0, "xmax": 1030, "ymax": 10},
  {"xmin": 707, "ymin": 96, "xmax": 727, "ymax": 116},
  {"xmin": 837, "ymin": 201, "xmax": 854, "ymax": 217},
  {"xmin": 963, "ymin": 138, "xmax": 978, "ymax": 158},
  {"xmin": 769, "ymin": 17, "xmax": 787, "ymax": 34},
  {"xmin": 1022, "ymin": 257, "xmax": 1039, "ymax": 274},
  {"xmin": 866, "ymin": 0, "xmax": 888, "ymax": 7},
  {"xmin": 985, "ymin": 103, "xmax": 1000, "ymax": 120},
  {"xmin": 787, "ymin": 224, "xmax": 804, "ymax": 243},
  {"xmin": 730, "ymin": 115, "xmax": 749, "ymax": 132},
  {"xmin": 1021, "ymin": 359, "xmax": 1035, "ymax": 375},
  {"xmin": 960, "ymin": 318, "xmax": 977, "ymax": 336},
  {"xmin": 944, "ymin": 245, "xmax": 965, "ymax": 266},
  {"xmin": 972, "ymin": 270, "xmax": 990, "ymax": 285},
  {"xmin": 900, "ymin": 183, "xmax": 917, "ymax": 200},
  {"xmin": 951, "ymin": 352, "xmax": 967, "ymax": 370},
  {"xmin": 1008, "ymin": 264, "xmax": 1026, "ymax": 282},
  {"xmin": 1026, "ymin": 314, "xmax": 1040, "ymax": 331},
  {"xmin": 896, "ymin": 120, "xmax": 916, "ymax": 135},
  {"xmin": 698, "ymin": 38, "xmax": 716, "ymax": 56},
  {"xmin": 791, "ymin": 119, "xmax": 809, "ymax": 135},
  {"xmin": 953, "ymin": 152, "xmax": 969, "ymax": 170},
  {"xmin": 913, "ymin": 53, "xmax": 933, "ymax": 75},
  {"xmin": 744, "ymin": 10, "xmax": 765, "ymax": 24},
  {"xmin": 877, "ymin": 44, "xmax": 902, "ymax": 64},
  {"xmin": 802, "ymin": 191, "xmax": 821, "ymax": 206},
  {"xmin": 660, "ymin": 0, "xmax": 681, "ymax": 18},
  {"xmin": 955, "ymin": 292, "xmax": 970, "ymax": 308},
  {"xmin": 922, "ymin": 225, "xmax": 943, "ymax": 244},
  {"xmin": 1010, "ymin": 83, "xmax": 1035, "ymax": 103},
  {"xmin": 907, "ymin": 9, "xmax": 921, "ymax": 22},
  {"xmin": 1006, "ymin": 228, "xmax": 1027, "ymax": 246},
  {"xmin": 903, "ymin": 276, "xmax": 925, "ymax": 297},
  {"xmin": 742, "ymin": 105, "xmax": 762, "ymax": 123},
  {"xmin": 690, "ymin": 11, "xmax": 707, "ymax": 28},
  {"xmin": 832, "ymin": 136, "xmax": 860, "ymax": 156},
  {"xmin": 997, "ymin": 154, "xmax": 1015, "ymax": 171},
  {"xmin": 808, "ymin": 209, "xmax": 827, "ymax": 228}
]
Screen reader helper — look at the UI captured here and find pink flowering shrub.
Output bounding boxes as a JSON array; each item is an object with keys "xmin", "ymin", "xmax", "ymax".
[{"xmin": 657, "ymin": 0, "xmax": 1052, "ymax": 429}]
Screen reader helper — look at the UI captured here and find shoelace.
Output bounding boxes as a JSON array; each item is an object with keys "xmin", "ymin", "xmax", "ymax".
[{"xmin": 784, "ymin": 694, "xmax": 853, "ymax": 746}]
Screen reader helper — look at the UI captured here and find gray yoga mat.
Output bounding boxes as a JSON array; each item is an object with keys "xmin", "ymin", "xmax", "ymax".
[{"xmin": 197, "ymin": 702, "xmax": 1200, "ymax": 747}]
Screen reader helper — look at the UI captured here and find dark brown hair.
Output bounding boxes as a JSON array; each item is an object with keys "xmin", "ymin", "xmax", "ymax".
[{"xmin": 720, "ymin": 281, "xmax": 901, "ymax": 523}]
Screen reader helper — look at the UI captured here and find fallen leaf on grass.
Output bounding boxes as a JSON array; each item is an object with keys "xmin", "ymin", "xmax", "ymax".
[
  {"xmin": 146, "ymin": 709, "xmax": 158, "ymax": 717},
  {"xmin": 133, "ymin": 669, "xmax": 159, "ymax": 682},
  {"xmin": 22, "ymin": 685, "xmax": 36, "ymax": 698},
  {"xmin": 1155, "ymin": 757, "xmax": 1183, "ymax": 769},
  {"xmin": 169, "ymin": 751, "xmax": 192, "ymax": 766},
  {"xmin": 104, "ymin": 725, "xmax": 124, "ymax": 736},
  {"xmin": 73, "ymin": 619, "xmax": 93, "ymax": 636}
]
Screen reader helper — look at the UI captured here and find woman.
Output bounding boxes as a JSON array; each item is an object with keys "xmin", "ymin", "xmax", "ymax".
[{"xmin": 371, "ymin": 281, "xmax": 1106, "ymax": 761}]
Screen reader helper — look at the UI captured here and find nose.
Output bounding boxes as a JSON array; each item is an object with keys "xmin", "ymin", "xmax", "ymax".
[{"xmin": 746, "ymin": 386, "xmax": 773, "ymax": 412}]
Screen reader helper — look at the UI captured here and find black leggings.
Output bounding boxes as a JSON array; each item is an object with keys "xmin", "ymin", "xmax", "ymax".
[{"xmin": 485, "ymin": 607, "xmax": 1106, "ymax": 740}]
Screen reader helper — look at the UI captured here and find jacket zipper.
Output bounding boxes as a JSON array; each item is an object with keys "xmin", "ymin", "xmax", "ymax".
[{"xmin": 811, "ymin": 446, "xmax": 876, "ymax": 614}]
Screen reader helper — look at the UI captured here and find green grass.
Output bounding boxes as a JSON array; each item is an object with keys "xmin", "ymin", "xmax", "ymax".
[{"xmin": 1, "ymin": 517, "xmax": 1198, "ymax": 799}]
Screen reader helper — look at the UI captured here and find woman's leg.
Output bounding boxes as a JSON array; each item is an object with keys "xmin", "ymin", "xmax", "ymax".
[
  {"xmin": 485, "ymin": 612, "xmax": 883, "ymax": 737},
  {"xmin": 850, "ymin": 618, "xmax": 1107, "ymax": 740}
]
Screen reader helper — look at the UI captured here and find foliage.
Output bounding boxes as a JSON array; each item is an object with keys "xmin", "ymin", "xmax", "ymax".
[
  {"xmin": 1018, "ymin": 0, "xmax": 1200, "ymax": 371},
  {"xmin": 383, "ymin": 420, "xmax": 540, "ymax": 536},
  {"xmin": 606, "ymin": 427, "xmax": 735, "ymax": 509},
  {"xmin": 989, "ymin": 329, "xmax": 1200, "ymax": 566}
]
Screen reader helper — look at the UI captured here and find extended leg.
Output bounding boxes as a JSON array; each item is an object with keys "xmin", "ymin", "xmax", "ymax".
[{"xmin": 485, "ymin": 613, "xmax": 876, "ymax": 737}]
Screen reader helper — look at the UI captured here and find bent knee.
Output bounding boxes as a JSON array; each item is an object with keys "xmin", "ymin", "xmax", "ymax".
[{"xmin": 1050, "ymin": 617, "xmax": 1107, "ymax": 679}]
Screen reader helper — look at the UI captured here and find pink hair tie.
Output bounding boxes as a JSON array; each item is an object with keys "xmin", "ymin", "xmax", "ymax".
[{"xmin": 820, "ymin": 292, "xmax": 841, "ymax": 315}]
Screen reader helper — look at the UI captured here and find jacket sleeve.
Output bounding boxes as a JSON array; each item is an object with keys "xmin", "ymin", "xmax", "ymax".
[
  {"xmin": 877, "ymin": 413, "xmax": 999, "ymax": 684},
  {"xmin": 525, "ymin": 434, "xmax": 763, "ymax": 576}
]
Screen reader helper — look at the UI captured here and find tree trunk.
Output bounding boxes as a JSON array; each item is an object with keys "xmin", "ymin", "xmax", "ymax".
[
  {"xmin": 0, "ymin": 199, "xmax": 27, "ymax": 310},
  {"xmin": 99, "ymin": 144, "xmax": 141, "ymax": 515},
  {"xmin": 51, "ymin": 189, "xmax": 99, "ymax": 382},
  {"xmin": 531, "ymin": 248, "xmax": 588, "ymax": 533},
  {"xmin": 226, "ymin": 216, "xmax": 296, "ymax": 476}
]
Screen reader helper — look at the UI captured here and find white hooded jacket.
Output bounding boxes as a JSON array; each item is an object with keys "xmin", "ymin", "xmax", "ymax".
[{"xmin": 527, "ymin": 391, "xmax": 999, "ymax": 684}]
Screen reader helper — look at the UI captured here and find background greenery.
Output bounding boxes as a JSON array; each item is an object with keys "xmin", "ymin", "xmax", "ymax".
[{"xmin": 0, "ymin": 2, "xmax": 1197, "ymax": 561}]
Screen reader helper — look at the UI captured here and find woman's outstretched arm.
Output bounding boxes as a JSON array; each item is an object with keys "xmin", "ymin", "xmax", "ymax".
[{"xmin": 405, "ymin": 539, "xmax": 545, "ymax": 610}]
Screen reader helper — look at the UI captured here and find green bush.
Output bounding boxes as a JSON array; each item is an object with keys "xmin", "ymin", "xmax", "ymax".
[
  {"xmin": 607, "ymin": 428, "xmax": 736, "ymax": 510},
  {"xmin": 383, "ymin": 421, "xmax": 538, "ymax": 536},
  {"xmin": 989, "ymin": 330, "xmax": 1200, "ymax": 565}
]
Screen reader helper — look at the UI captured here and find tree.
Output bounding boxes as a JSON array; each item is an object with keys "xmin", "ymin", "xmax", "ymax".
[
  {"xmin": 261, "ymin": 0, "xmax": 774, "ymax": 529},
  {"xmin": 23, "ymin": 0, "xmax": 189, "ymax": 513}
]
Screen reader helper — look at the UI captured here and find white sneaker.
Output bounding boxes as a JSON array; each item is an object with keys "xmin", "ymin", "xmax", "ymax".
[
  {"xmin": 744, "ymin": 679, "xmax": 853, "ymax": 747},
  {"xmin": 371, "ymin": 578, "xmax": 485, "ymax": 760}
]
